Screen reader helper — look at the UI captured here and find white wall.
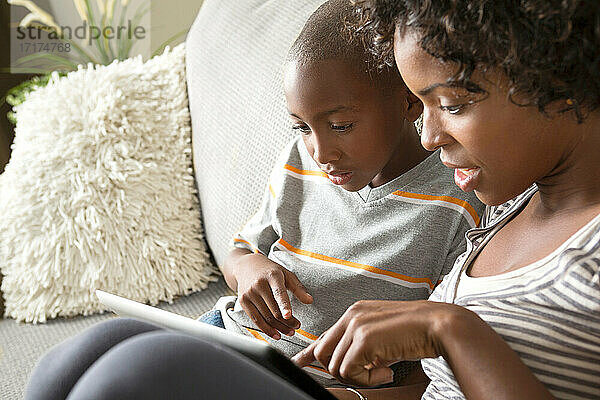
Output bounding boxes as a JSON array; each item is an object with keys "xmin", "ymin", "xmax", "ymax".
[{"xmin": 150, "ymin": 0, "xmax": 204, "ymax": 51}]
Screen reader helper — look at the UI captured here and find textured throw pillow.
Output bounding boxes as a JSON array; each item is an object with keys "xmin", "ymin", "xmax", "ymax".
[{"xmin": 0, "ymin": 44, "xmax": 217, "ymax": 323}]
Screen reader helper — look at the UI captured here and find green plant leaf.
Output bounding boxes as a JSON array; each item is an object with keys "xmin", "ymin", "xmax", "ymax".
[
  {"xmin": 59, "ymin": 36, "xmax": 100, "ymax": 65},
  {"xmin": 151, "ymin": 28, "xmax": 188, "ymax": 58},
  {"xmin": 122, "ymin": 1, "xmax": 150, "ymax": 59},
  {"xmin": 13, "ymin": 52, "xmax": 79, "ymax": 70},
  {"xmin": 4, "ymin": 73, "xmax": 67, "ymax": 125},
  {"xmin": 0, "ymin": 67, "xmax": 53, "ymax": 74},
  {"xmin": 8, "ymin": 111, "xmax": 17, "ymax": 125},
  {"xmin": 117, "ymin": 1, "xmax": 130, "ymax": 60},
  {"xmin": 105, "ymin": 0, "xmax": 118, "ymax": 60},
  {"xmin": 84, "ymin": 0, "xmax": 110, "ymax": 64}
]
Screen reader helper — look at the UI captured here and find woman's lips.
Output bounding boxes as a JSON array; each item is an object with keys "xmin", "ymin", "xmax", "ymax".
[
  {"xmin": 454, "ymin": 167, "xmax": 481, "ymax": 192},
  {"xmin": 327, "ymin": 171, "xmax": 353, "ymax": 185}
]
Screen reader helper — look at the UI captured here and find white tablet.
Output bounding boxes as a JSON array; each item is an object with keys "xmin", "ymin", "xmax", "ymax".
[{"xmin": 96, "ymin": 290, "xmax": 335, "ymax": 400}]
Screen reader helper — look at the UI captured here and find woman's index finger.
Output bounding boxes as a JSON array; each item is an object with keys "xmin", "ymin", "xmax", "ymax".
[{"xmin": 291, "ymin": 343, "xmax": 317, "ymax": 367}]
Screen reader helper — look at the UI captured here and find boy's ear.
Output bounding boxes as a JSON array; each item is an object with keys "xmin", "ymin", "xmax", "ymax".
[{"xmin": 405, "ymin": 91, "xmax": 423, "ymax": 122}]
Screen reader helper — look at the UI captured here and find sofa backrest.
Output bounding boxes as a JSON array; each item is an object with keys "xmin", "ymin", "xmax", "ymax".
[{"xmin": 186, "ymin": 0, "xmax": 327, "ymax": 266}]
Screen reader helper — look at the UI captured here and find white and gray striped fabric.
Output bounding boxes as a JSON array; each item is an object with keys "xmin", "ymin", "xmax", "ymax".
[{"xmin": 422, "ymin": 185, "xmax": 600, "ymax": 400}]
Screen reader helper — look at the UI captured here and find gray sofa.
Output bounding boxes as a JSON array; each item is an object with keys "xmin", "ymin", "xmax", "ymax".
[{"xmin": 0, "ymin": 0, "xmax": 327, "ymax": 397}]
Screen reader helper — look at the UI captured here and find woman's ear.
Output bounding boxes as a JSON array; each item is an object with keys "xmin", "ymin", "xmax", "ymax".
[{"xmin": 405, "ymin": 91, "xmax": 423, "ymax": 122}]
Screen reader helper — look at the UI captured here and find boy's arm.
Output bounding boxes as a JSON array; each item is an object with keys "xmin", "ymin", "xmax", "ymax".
[
  {"xmin": 222, "ymin": 246, "xmax": 313, "ymax": 339},
  {"xmin": 221, "ymin": 247, "xmax": 253, "ymax": 292},
  {"xmin": 226, "ymin": 138, "xmax": 315, "ymax": 338}
]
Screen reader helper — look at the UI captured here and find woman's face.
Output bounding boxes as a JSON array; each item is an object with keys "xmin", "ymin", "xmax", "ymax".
[{"xmin": 393, "ymin": 31, "xmax": 576, "ymax": 206}]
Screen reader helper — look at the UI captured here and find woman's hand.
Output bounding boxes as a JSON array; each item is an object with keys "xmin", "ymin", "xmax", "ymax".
[
  {"xmin": 230, "ymin": 251, "xmax": 313, "ymax": 340},
  {"xmin": 327, "ymin": 384, "xmax": 429, "ymax": 400},
  {"xmin": 292, "ymin": 300, "xmax": 458, "ymax": 386},
  {"xmin": 295, "ymin": 299, "xmax": 555, "ymax": 400}
]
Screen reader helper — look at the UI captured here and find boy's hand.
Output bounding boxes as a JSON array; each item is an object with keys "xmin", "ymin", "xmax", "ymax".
[{"xmin": 233, "ymin": 253, "xmax": 313, "ymax": 340}]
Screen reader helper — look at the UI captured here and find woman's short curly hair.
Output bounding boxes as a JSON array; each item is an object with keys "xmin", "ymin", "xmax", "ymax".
[{"xmin": 351, "ymin": 0, "xmax": 600, "ymax": 121}]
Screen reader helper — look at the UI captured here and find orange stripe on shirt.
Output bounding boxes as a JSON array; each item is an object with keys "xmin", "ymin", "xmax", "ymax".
[
  {"xmin": 233, "ymin": 238, "xmax": 259, "ymax": 253},
  {"xmin": 295, "ymin": 328, "xmax": 319, "ymax": 341},
  {"xmin": 277, "ymin": 238, "xmax": 434, "ymax": 290},
  {"xmin": 268, "ymin": 183, "xmax": 276, "ymax": 198},
  {"xmin": 245, "ymin": 328, "xmax": 269, "ymax": 343},
  {"xmin": 304, "ymin": 365, "xmax": 331, "ymax": 375},
  {"xmin": 284, "ymin": 164, "xmax": 328, "ymax": 178},
  {"xmin": 392, "ymin": 190, "xmax": 481, "ymax": 226}
]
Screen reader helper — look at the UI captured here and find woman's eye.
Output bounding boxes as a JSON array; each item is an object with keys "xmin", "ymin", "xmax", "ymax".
[
  {"xmin": 292, "ymin": 124, "xmax": 311, "ymax": 134},
  {"xmin": 440, "ymin": 104, "xmax": 465, "ymax": 115},
  {"xmin": 330, "ymin": 123, "xmax": 353, "ymax": 132}
]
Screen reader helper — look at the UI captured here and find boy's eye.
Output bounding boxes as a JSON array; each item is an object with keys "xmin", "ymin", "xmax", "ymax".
[
  {"xmin": 292, "ymin": 124, "xmax": 311, "ymax": 134},
  {"xmin": 330, "ymin": 123, "xmax": 353, "ymax": 132}
]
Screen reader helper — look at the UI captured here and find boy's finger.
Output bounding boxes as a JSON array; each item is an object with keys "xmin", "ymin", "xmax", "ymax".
[
  {"xmin": 259, "ymin": 287, "xmax": 297, "ymax": 334},
  {"xmin": 252, "ymin": 294, "xmax": 297, "ymax": 336},
  {"xmin": 239, "ymin": 299, "xmax": 281, "ymax": 340},
  {"xmin": 257, "ymin": 279, "xmax": 285, "ymax": 319},
  {"xmin": 284, "ymin": 271, "xmax": 313, "ymax": 305},
  {"xmin": 266, "ymin": 271, "xmax": 294, "ymax": 319}
]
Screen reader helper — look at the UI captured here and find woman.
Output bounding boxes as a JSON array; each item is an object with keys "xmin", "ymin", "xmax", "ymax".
[
  {"xmin": 294, "ymin": 1, "xmax": 600, "ymax": 399},
  {"xmin": 27, "ymin": 1, "xmax": 600, "ymax": 399}
]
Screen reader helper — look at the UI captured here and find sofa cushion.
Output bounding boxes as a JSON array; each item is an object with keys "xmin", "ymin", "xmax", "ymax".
[
  {"xmin": 186, "ymin": 0, "xmax": 327, "ymax": 266},
  {"xmin": 0, "ymin": 44, "xmax": 217, "ymax": 323}
]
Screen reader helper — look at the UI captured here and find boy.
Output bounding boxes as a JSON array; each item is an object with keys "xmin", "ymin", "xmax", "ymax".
[{"xmin": 207, "ymin": 0, "xmax": 484, "ymax": 385}]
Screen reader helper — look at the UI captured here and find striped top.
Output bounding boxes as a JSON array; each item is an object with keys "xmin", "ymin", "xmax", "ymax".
[
  {"xmin": 224, "ymin": 137, "xmax": 484, "ymax": 384},
  {"xmin": 422, "ymin": 185, "xmax": 600, "ymax": 400}
]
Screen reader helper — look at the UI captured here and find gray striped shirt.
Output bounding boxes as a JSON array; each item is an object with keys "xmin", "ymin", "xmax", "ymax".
[{"xmin": 422, "ymin": 185, "xmax": 600, "ymax": 400}]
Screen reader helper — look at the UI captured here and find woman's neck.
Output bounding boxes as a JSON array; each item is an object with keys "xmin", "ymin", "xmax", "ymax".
[{"xmin": 534, "ymin": 113, "xmax": 600, "ymax": 218}]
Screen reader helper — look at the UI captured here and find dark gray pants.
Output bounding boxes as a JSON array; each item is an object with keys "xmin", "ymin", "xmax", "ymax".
[{"xmin": 25, "ymin": 318, "xmax": 313, "ymax": 400}]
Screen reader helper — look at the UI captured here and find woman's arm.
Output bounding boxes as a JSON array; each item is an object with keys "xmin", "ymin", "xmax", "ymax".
[
  {"xmin": 293, "ymin": 300, "xmax": 555, "ymax": 400},
  {"xmin": 438, "ymin": 305, "xmax": 554, "ymax": 400}
]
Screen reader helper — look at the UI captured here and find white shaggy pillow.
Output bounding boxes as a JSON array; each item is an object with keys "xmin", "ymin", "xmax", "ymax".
[{"xmin": 0, "ymin": 44, "xmax": 217, "ymax": 323}]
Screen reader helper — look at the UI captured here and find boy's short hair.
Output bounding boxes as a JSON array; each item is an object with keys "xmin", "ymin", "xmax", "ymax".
[
  {"xmin": 352, "ymin": 0, "xmax": 600, "ymax": 122},
  {"xmin": 287, "ymin": 0, "xmax": 403, "ymax": 92}
]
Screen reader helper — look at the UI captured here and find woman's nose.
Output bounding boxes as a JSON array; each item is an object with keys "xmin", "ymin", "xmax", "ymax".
[{"xmin": 420, "ymin": 109, "xmax": 452, "ymax": 151}]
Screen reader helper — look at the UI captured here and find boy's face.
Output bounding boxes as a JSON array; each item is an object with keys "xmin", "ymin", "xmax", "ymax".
[{"xmin": 283, "ymin": 59, "xmax": 417, "ymax": 191}]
